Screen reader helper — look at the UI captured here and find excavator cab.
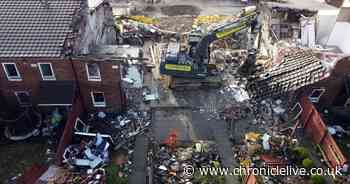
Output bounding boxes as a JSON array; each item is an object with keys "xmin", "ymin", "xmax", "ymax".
[
  {"xmin": 159, "ymin": 40, "xmax": 208, "ymax": 78},
  {"xmin": 160, "ymin": 6, "xmax": 258, "ymax": 79}
]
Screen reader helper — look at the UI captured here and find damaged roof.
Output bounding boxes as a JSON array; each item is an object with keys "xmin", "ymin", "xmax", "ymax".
[
  {"xmin": 247, "ymin": 49, "xmax": 328, "ymax": 100},
  {"xmin": 0, "ymin": 0, "xmax": 82, "ymax": 58},
  {"xmin": 74, "ymin": 45, "xmax": 142, "ymax": 61}
]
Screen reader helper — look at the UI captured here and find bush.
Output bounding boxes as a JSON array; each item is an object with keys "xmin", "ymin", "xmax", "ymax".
[
  {"xmin": 310, "ymin": 175, "xmax": 326, "ymax": 184},
  {"xmin": 302, "ymin": 158, "xmax": 314, "ymax": 169},
  {"xmin": 294, "ymin": 147, "xmax": 309, "ymax": 159}
]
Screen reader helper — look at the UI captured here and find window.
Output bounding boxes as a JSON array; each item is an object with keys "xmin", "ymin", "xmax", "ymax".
[
  {"xmin": 2, "ymin": 63, "xmax": 21, "ymax": 81},
  {"xmin": 344, "ymin": 98, "xmax": 350, "ymax": 108},
  {"xmin": 309, "ymin": 88, "xmax": 325, "ymax": 103},
  {"xmin": 91, "ymin": 92, "xmax": 106, "ymax": 107},
  {"xmin": 86, "ymin": 63, "xmax": 101, "ymax": 81},
  {"xmin": 14, "ymin": 91, "xmax": 31, "ymax": 106},
  {"xmin": 38, "ymin": 63, "xmax": 55, "ymax": 80},
  {"xmin": 290, "ymin": 103, "xmax": 303, "ymax": 121}
]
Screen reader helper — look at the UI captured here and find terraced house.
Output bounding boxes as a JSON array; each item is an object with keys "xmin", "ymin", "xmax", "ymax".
[{"xmin": 0, "ymin": 0, "xmax": 125, "ymax": 112}]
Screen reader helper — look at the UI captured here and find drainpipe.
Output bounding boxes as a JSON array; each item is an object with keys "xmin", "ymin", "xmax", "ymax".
[{"xmin": 69, "ymin": 56, "xmax": 87, "ymax": 110}]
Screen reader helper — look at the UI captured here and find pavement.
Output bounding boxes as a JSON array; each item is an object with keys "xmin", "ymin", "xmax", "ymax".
[
  {"xmin": 151, "ymin": 87, "xmax": 242, "ymax": 184},
  {"xmin": 129, "ymin": 134, "xmax": 148, "ymax": 184}
]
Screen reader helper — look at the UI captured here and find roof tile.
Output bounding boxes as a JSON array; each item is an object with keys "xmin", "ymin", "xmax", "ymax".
[{"xmin": 0, "ymin": 0, "xmax": 82, "ymax": 58}]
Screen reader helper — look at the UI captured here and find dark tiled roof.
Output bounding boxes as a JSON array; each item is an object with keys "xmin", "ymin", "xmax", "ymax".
[
  {"xmin": 0, "ymin": 0, "xmax": 82, "ymax": 58},
  {"xmin": 247, "ymin": 49, "xmax": 327, "ymax": 100}
]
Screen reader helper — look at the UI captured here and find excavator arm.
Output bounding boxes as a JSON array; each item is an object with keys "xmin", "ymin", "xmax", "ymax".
[
  {"xmin": 160, "ymin": 6, "xmax": 258, "ymax": 79},
  {"xmin": 194, "ymin": 6, "xmax": 258, "ymax": 65}
]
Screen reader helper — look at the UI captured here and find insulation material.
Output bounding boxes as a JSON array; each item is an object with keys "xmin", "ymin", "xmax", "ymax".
[
  {"xmin": 300, "ymin": 17, "xmax": 316, "ymax": 48},
  {"xmin": 125, "ymin": 65, "xmax": 143, "ymax": 88},
  {"xmin": 87, "ymin": 0, "xmax": 104, "ymax": 10},
  {"xmin": 316, "ymin": 10, "xmax": 339, "ymax": 45},
  {"xmin": 327, "ymin": 22, "xmax": 350, "ymax": 54}
]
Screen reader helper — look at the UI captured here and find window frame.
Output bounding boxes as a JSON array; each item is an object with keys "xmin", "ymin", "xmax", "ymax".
[
  {"xmin": 38, "ymin": 63, "xmax": 56, "ymax": 81},
  {"xmin": 291, "ymin": 102, "xmax": 303, "ymax": 120},
  {"xmin": 309, "ymin": 88, "xmax": 325, "ymax": 103},
  {"xmin": 2, "ymin": 63, "xmax": 22, "ymax": 81},
  {"xmin": 14, "ymin": 91, "xmax": 31, "ymax": 106},
  {"xmin": 91, "ymin": 92, "xmax": 106, "ymax": 107},
  {"xmin": 86, "ymin": 63, "xmax": 102, "ymax": 81}
]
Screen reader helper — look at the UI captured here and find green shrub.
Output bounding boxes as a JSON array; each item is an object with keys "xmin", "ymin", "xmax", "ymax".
[
  {"xmin": 294, "ymin": 147, "xmax": 309, "ymax": 159},
  {"xmin": 302, "ymin": 158, "xmax": 314, "ymax": 169},
  {"xmin": 310, "ymin": 175, "xmax": 326, "ymax": 184}
]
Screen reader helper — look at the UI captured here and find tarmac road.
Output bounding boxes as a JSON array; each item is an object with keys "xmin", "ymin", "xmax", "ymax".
[{"xmin": 150, "ymin": 88, "xmax": 242, "ymax": 184}]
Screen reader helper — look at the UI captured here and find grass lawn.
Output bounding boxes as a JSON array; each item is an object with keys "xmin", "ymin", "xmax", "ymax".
[{"xmin": 0, "ymin": 139, "xmax": 48, "ymax": 183}]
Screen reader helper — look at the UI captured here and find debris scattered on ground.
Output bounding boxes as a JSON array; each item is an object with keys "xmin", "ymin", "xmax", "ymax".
[
  {"xmin": 44, "ymin": 109, "xmax": 152, "ymax": 184},
  {"xmin": 149, "ymin": 141, "xmax": 225, "ymax": 184},
  {"xmin": 160, "ymin": 5, "xmax": 201, "ymax": 16}
]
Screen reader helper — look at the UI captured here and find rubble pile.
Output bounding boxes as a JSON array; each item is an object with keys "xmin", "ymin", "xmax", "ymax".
[
  {"xmin": 250, "ymin": 98, "xmax": 289, "ymax": 128},
  {"xmin": 160, "ymin": 5, "xmax": 200, "ymax": 16},
  {"xmin": 55, "ymin": 110, "xmax": 151, "ymax": 183},
  {"xmin": 158, "ymin": 16, "xmax": 195, "ymax": 33},
  {"xmin": 77, "ymin": 110, "xmax": 151, "ymax": 149},
  {"xmin": 232, "ymin": 131, "xmax": 316, "ymax": 184},
  {"xmin": 220, "ymin": 103, "xmax": 250, "ymax": 121},
  {"xmin": 45, "ymin": 167, "xmax": 106, "ymax": 184},
  {"xmin": 151, "ymin": 141, "xmax": 224, "ymax": 184},
  {"xmin": 63, "ymin": 134, "xmax": 110, "ymax": 170}
]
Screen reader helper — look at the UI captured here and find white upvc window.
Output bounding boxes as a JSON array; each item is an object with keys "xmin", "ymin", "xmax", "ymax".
[
  {"xmin": 14, "ymin": 91, "xmax": 31, "ymax": 106},
  {"xmin": 2, "ymin": 63, "xmax": 21, "ymax": 81},
  {"xmin": 38, "ymin": 63, "xmax": 56, "ymax": 80},
  {"xmin": 91, "ymin": 92, "xmax": 106, "ymax": 107},
  {"xmin": 86, "ymin": 63, "xmax": 101, "ymax": 81},
  {"xmin": 309, "ymin": 88, "xmax": 325, "ymax": 103}
]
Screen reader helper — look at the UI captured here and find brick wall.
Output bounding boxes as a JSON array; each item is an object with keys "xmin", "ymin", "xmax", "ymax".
[
  {"xmin": 55, "ymin": 90, "xmax": 85, "ymax": 164},
  {"xmin": 299, "ymin": 96, "xmax": 347, "ymax": 168},
  {"xmin": 0, "ymin": 58, "xmax": 124, "ymax": 112},
  {"xmin": 244, "ymin": 174, "xmax": 257, "ymax": 184},
  {"xmin": 0, "ymin": 58, "xmax": 73, "ymax": 109},
  {"xmin": 71, "ymin": 59, "xmax": 125, "ymax": 112}
]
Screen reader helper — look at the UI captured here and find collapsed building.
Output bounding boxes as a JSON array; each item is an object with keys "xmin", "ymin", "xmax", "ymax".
[{"xmin": 0, "ymin": 0, "xmax": 350, "ymax": 184}]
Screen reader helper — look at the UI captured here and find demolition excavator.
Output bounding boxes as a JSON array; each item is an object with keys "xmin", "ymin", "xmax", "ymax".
[{"xmin": 159, "ymin": 6, "xmax": 259, "ymax": 89}]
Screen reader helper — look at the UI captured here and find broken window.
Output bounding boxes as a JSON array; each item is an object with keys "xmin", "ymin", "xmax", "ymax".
[
  {"xmin": 38, "ymin": 63, "xmax": 55, "ymax": 80},
  {"xmin": 309, "ymin": 88, "xmax": 325, "ymax": 103},
  {"xmin": 86, "ymin": 63, "xmax": 101, "ymax": 81},
  {"xmin": 91, "ymin": 92, "xmax": 106, "ymax": 107},
  {"xmin": 344, "ymin": 98, "xmax": 350, "ymax": 108},
  {"xmin": 2, "ymin": 63, "xmax": 21, "ymax": 81},
  {"xmin": 14, "ymin": 91, "xmax": 31, "ymax": 106},
  {"xmin": 290, "ymin": 103, "xmax": 303, "ymax": 122}
]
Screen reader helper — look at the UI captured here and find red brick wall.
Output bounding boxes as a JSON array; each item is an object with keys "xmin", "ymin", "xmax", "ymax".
[
  {"xmin": 244, "ymin": 174, "xmax": 257, "ymax": 184},
  {"xmin": 55, "ymin": 90, "xmax": 85, "ymax": 164},
  {"xmin": 71, "ymin": 59, "xmax": 124, "ymax": 112},
  {"xmin": 0, "ymin": 58, "xmax": 72, "ymax": 108},
  {"xmin": 0, "ymin": 58, "xmax": 124, "ymax": 112},
  {"xmin": 299, "ymin": 96, "xmax": 347, "ymax": 168}
]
